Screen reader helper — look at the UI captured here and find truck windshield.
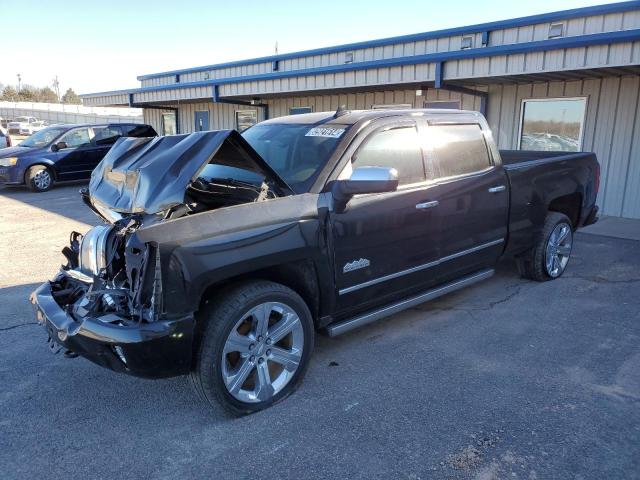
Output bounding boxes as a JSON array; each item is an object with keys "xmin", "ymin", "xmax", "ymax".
[
  {"xmin": 242, "ymin": 123, "xmax": 348, "ymax": 193},
  {"xmin": 20, "ymin": 127, "xmax": 66, "ymax": 148}
]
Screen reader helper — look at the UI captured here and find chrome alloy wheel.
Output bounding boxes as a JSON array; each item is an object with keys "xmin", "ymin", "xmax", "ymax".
[
  {"xmin": 545, "ymin": 222, "xmax": 572, "ymax": 278},
  {"xmin": 33, "ymin": 169, "xmax": 51, "ymax": 190},
  {"xmin": 221, "ymin": 302, "xmax": 304, "ymax": 403}
]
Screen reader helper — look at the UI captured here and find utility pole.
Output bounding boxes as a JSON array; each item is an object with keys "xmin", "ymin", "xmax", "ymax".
[
  {"xmin": 52, "ymin": 75, "xmax": 60, "ymax": 102},
  {"xmin": 17, "ymin": 73, "xmax": 22, "ymax": 92}
]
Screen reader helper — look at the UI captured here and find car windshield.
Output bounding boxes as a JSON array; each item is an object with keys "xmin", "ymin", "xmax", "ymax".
[
  {"xmin": 20, "ymin": 127, "xmax": 66, "ymax": 148},
  {"xmin": 240, "ymin": 123, "xmax": 348, "ymax": 193}
]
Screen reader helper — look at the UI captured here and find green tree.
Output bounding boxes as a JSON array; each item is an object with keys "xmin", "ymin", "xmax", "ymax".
[
  {"xmin": 1, "ymin": 86, "xmax": 19, "ymax": 101},
  {"xmin": 17, "ymin": 85, "xmax": 38, "ymax": 102},
  {"xmin": 61, "ymin": 88, "xmax": 81, "ymax": 104},
  {"xmin": 39, "ymin": 86, "xmax": 59, "ymax": 103}
]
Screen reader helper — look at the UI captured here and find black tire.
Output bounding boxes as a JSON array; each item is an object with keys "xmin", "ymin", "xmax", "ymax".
[
  {"xmin": 26, "ymin": 165, "xmax": 53, "ymax": 192},
  {"xmin": 517, "ymin": 212, "xmax": 574, "ymax": 282},
  {"xmin": 191, "ymin": 280, "xmax": 314, "ymax": 416}
]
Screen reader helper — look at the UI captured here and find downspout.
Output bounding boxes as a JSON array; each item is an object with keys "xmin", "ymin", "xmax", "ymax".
[
  {"xmin": 431, "ymin": 61, "xmax": 489, "ymax": 117},
  {"xmin": 212, "ymin": 84, "xmax": 269, "ymax": 121},
  {"xmin": 129, "ymin": 93, "xmax": 180, "ymax": 133}
]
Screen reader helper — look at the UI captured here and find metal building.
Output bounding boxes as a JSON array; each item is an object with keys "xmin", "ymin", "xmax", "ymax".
[{"xmin": 81, "ymin": 1, "xmax": 640, "ymax": 218}]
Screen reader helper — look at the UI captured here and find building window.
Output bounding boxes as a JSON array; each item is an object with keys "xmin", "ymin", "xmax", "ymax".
[
  {"xmin": 289, "ymin": 106, "xmax": 313, "ymax": 115},
  {"xmin": 272, "ymin": 60, "xmax": 280, "ymax": 71},
  {"xmin": 371, "ymin": 103, "xmax": 412, "ymax": 110},
  {"xmin": 344, "ymin": 51, "xmax": 354, "ymax": 64},
  {"xmin": 518, "ymin": 97, "xmax": 587, "ymax": 152},
  {"xmin": 424, "ymin": 100, "xmax": 461, "ymax": 110},
  {"xmin": 162, "ymin": 112, "xmax": 176, "ymax": 135},
  {"xmin": 548, "ymin": 23, "xmax": 564, "ymax": 39},
  {"xmin": 235, "ymin": 110, "xmax": 257, "ymax": 132},
  {"xmin": 461, "ymin": 36, "xmax": 473, "ymax": 49}
]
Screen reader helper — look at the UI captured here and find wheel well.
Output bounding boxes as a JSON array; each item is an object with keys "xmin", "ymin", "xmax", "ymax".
[
  {"xmin": 548, "ymin": 193, "xmax": 582, "ymax": 228},
  {"xmin": 198, "ymin": 259, "xmax": 321, "ymax": 325},
  {"xmin": 24, "ymin": 163, "xmax": 56, "ymax": 182}
]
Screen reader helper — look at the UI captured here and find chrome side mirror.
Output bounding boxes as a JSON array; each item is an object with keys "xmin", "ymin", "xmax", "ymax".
[{"xmin": 331, "ymin": 166, "xmax": 399, "ymax": 213}]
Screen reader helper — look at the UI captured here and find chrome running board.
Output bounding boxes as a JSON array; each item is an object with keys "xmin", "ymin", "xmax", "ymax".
[{"xmin": 326, "ymin": 269, "xmax": 495, "ymax": 337}]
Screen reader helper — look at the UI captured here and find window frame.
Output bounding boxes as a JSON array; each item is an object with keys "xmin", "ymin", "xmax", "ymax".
[
  {"xmin": 516, "ymin": 96, "xmax": 588, "ymax": 152},
  {"xmin": 289, "ymin": 106, "xmax": 313, "ymax": 115},
  {"xmin": 162, "ymin": 112, "xmax": 177, "ymax": 135},
  {"xmin": 235, "ymin": 109, "xmax": 258, "ymax": 132},
  {"xmin": 424, "ymin": 121, "xmax": 495, "ymax": 183},
  {"xmin": 423, "ymin": 99, "xmax": 461, "ymax": 110}
]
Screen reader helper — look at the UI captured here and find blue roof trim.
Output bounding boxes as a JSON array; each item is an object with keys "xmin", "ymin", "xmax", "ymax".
[
  {"xmin": 136, "ymin": 1, "xmax": 640, "ymax": 81},
  {"xmin": 81, "ymin": 28, "xmax": 640, "ymax": 99}
]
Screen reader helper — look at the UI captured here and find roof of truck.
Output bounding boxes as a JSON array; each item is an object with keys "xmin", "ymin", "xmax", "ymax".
[{"xmin": 259, "ymin": 108, "xmax": 480, "ymax": 126}]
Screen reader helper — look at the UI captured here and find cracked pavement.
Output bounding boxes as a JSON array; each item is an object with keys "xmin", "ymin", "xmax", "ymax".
[{"xmin": 1, "ymin": 185, "xmax": 639, "ymax": 479}]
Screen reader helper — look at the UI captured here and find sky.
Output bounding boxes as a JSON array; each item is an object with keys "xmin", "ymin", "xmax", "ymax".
[{"xmin": 0, "ymin": 0, "xmax": 624, "ymax": 96}]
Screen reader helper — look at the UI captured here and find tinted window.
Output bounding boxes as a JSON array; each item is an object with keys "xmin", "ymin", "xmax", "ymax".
[
  {"xmin": 60, "ymin": 128, "xmax": 91, "ymax": 148},
  {"xmin": 429, "ymin": 124, "xmax": 491, "ymax": 178},
  {"xmin": 353, "ymin": 126, "xmax": 425, "ymax": 185},
  {"xmin": 123, "ymin": 125, "xmax": 157, "ymax": 137},
  {"xmin": 93, "ymin": 126, "xmax": 122, "ymax": 145}
]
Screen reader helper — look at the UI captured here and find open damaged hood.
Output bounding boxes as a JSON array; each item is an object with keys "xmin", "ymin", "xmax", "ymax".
[{"xmin": 88, "ymin": 130, "xmax": 290, "ymax": 216}]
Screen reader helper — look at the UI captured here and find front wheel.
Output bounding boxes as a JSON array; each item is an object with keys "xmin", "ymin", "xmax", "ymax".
[
  {"xmin": 26, "ymin": 165, "xmax": 53, "ymax": 192},
  {"xmin": 191, "ymin": 281, "xmax": 314, "ymax": 415},
  {"xmin": 517, "ymin": 212, "xmax": 574, "ymax": 281}
]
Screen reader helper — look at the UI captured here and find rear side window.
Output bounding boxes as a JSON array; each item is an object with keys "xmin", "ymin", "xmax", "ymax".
[
  {"xmin": 353, "ymin": 126, "xmax": 425, "ymax": 185},
  {"xmin": 123, "ymin": 124, "xmax": 157, "ymax": 137},
  {"xmin": 93, "ymin": 126, "xmax": 122, "ymax": 145},
  {"xmin": 429, "ymin": 124, "xmax": 491, "ymax": 178}
]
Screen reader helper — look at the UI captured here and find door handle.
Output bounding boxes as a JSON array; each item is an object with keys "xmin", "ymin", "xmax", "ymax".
[
  {"xmin": 416, "ymin": 200, "xmax": 439, "ymax": 210},
  {"xmin": 488, "ymin": 185, "xmax": 506, "ymax": 193}
]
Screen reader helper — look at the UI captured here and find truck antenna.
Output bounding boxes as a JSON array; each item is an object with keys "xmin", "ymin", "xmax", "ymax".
[{"xmin": 334, "ymin": 105, "xmax": 350, "ymax": 118}]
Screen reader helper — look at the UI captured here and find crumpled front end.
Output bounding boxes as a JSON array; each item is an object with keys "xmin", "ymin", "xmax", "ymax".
[{"xmin": 30, "ymin": 222, "xmax": 194, "ymax": 378}]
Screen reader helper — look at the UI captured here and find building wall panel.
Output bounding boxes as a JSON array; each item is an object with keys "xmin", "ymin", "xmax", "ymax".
[{"xmin": 486, "ymin": 75, "xmax": 640, "ymax": 218}]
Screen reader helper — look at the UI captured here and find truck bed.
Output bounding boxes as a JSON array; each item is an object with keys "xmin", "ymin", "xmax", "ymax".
[{"xmin": 499, "ymin": 150, "xmax": 599, "ymax": 257}]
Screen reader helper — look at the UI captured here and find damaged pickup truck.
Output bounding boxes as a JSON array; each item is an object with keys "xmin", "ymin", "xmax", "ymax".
[{"xmin": 31, "ymin": 108, "xmax": 599, "ymax": 415}]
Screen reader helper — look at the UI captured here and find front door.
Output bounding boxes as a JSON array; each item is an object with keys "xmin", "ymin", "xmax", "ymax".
[
  {"xmin": 330, "ymin": 121, "xmax": 441, "ymax": 316},
  {"xmin": 421, "ymin": 121, "xmax": 509, "ymax": 282},
  {"xmin": 54, "ymin": 127, "xmax": 95, "ymax": 180},
  {"xmin": 194, "ymin": 111, "xmax": 210, "ymax": 132}
]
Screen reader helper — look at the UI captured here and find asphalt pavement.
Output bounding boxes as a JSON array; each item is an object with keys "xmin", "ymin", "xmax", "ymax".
[{"xmin": 1, "ymin": 184, "xmax": 639, "ymax": 479}]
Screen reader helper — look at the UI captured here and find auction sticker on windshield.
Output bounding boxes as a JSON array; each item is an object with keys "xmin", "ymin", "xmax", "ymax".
[{"xmin": 305, "ymin": 127, "xmax": 345, "ymax": 138}]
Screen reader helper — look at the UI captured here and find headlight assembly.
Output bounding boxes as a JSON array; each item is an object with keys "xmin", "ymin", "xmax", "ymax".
[{"xmin": 0, "ymin": 157, "xmax": 18, "ymax": 167}]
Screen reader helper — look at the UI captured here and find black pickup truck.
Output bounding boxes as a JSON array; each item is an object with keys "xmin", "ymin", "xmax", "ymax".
[{"xmin": 30, "ymin": 108, "xmax": 599, "ymax": 415}]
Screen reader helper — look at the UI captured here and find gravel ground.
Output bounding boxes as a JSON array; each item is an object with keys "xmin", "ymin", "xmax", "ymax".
[{"xmin": 1, "ymin": 184, "xmax": 639, "ymax": 479}]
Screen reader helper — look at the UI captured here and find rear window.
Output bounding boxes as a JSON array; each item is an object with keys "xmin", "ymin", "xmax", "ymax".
[{"xmin": 428, "ymin": 124, "xmax": 492, "ymax": 178}]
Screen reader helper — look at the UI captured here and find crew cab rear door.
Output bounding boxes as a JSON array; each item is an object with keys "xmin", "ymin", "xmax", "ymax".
[
  {"xmin": 418, "ymin": 118, "xmax": 509, "ymax": 281},
  {"xmin": 329, "ymin": 119, "xmax": 441, "ymax": 315}
]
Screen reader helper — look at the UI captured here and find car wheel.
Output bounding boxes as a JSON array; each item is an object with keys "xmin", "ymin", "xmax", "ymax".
[
  {"xmin": 517, "ymin": 212, "xmax": 573, "ymax": 282},
  {"xmin": 26, "ymin": 165, "xmax": 53, "ymax": 192},
  {"xmin": 191, "ymin": 280, "xmax": 314, "ymax": 416}
]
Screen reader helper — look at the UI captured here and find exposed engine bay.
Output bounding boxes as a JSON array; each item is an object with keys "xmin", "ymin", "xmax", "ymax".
[{"xmin": 51, "ymin": 130, "xmax": 288, "ymax": 324}]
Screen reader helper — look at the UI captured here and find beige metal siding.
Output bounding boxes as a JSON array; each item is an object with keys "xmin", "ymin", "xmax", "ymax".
[
  {"xmin": 175, "ymin": 102, "xmax": 261, "ymax": 134},
  {"xmin": 138, "ymin": 9, "xmax": 640, "ymax": 88},
  {"xmin": 487, "ymin": 75, "xmax": 640, "ymax": 219}
]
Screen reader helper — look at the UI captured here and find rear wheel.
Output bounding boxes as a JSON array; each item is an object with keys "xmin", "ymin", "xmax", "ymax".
[
  {"xmin": 26, "ymin": 165, "xmax": 53, "ymax": 192},
  {"xmin": 517, "ymin": 212, "xmax": 573, "ymax": 281},
  {"xmin": 191, "ymin": 281, "xmax": 314, "ymax": 416}
]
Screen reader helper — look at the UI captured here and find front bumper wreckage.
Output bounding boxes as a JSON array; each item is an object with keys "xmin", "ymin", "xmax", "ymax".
[{"xmin": 30, "ymin": 276, "xmax": 195, "ymax": 378}]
